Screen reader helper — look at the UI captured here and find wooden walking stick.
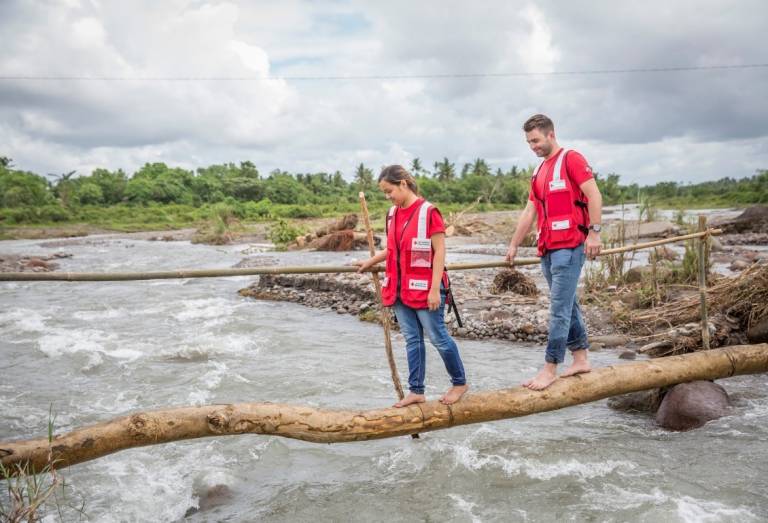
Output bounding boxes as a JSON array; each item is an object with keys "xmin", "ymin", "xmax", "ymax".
[{"xmin": 358, "ymin": 192, "xmax": 419, "ymax": 438}]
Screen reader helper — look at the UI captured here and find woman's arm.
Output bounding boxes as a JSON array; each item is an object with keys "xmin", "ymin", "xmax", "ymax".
[
  {"xmin": 355, "ymin": 250, "xmax": 387, "ymax": 272},
  {"xmin": 428, "ymin": 233, "xmax": 446, "ymax": 310}
]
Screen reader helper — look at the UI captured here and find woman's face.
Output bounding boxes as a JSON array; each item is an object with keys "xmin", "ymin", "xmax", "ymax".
[{"xmin": 379, "ymin": 179, "xmax": 412, "ymax": 206}]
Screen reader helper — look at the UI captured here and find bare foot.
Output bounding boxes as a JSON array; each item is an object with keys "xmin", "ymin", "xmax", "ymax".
[
  {"xmin": 523, "ymin": 365, "xmax": 558, "ymax": 391},
  {"xmin": 440, "ymin": 384, "xmax": 469, "ymax": 405},
  {"xmin": 394, "ymin": 392, "xmax": 426, "ymax": 408},
  {"xmin": 561, "ymin": 361, "xmax": 592, "ymax": 377},
  {"xmin": 561, "ymin": 349, "xmax": 591, "ymax": 378}
]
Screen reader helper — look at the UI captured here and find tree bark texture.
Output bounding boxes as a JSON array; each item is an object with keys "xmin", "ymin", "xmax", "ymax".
[{"xmin": 2, "ymin": 343, "xmax": 764, "ymax": 475}]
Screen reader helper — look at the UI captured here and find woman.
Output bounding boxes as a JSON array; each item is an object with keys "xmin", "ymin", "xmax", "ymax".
[{"xmin": 356, "ymin": 165, "xmax": 468, "ymax": 407}]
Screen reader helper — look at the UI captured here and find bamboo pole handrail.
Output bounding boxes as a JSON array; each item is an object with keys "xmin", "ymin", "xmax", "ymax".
[
  {"xmin": 0, "ymin": 228, "xmax": 722, "ymax": 282},
  {"xmin": 1, "ymin": 343, "xmax": 765, "ymax": 475}
]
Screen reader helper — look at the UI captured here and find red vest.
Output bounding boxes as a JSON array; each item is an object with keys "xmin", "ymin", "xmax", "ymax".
[
  {"xmin": 381, "ymin": 199, "xmax": 448, "ymax": 308},
  {"xmin": 530, "ymin": 149, "xmax": 590, "ymax": 256}
]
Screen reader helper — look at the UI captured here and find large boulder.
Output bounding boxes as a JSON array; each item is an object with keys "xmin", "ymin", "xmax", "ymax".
[
  {"xmin": 636, "ymin": 221, "xmax": 680, "ymax": 238},
  {"xmin": 655, "ymin": 381, "xmax": 730, "ymax": 431},
  {"xmin": 712, "ymin": 205, "xmax": 768, "ymax": 234},
  {"xmin": 608, "ymin": 388, "xmax": 664, "ymax": 413}
]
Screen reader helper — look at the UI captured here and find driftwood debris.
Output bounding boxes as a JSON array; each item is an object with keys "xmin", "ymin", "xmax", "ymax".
[{"xmin": 2, "ymin": 344, "xmax": 766, "ymax": 475}]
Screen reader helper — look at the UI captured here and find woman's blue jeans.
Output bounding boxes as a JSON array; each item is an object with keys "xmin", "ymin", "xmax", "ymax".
[
  {"xmin": 393, "ymin": 291, "xmax": 466, "ymax": 394},
  {"xmin": 541, "ymin": 243, "xmax": 589, "ymax": 364}
]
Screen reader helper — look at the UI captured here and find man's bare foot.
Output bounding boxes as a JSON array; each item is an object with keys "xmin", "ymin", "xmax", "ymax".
[
  {"xmin": 440, "ymin": 384, "xmax": 469, "ymax": 405},
  {"xmin": 561, "ymin": 361, "xmax": 592, "ymax": 377},
  {"xmin": 523, "ymin": 364, "xmax": 558, "ymax": 391},
  {"xmin": 394, "ymin": 392, "xmax": 426, "ymax": 408},
  {"xmin": 561, "ymin": 349, "xmax": 591, "ymax": 378}
]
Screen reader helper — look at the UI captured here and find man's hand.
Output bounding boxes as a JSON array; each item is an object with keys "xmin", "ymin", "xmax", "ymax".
[
  {"xmin": 427, "ymin": 288, "xmax": 440, "ymax": 311},
  {"xmin": 505, "ymin": 244, "xmax": 518, "ymax": 264},
  {"xmin": 585, "ymin": 231, "xmax": 602, "ymax": 260}
]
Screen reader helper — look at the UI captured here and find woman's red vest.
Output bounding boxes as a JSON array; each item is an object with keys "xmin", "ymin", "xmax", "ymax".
[
  {"xmin": 530, "ymin": 149, "xmax": 590, "ymax": 256},
  {"xmin": 381, "ymin": 199, "xmax": 448, "ymax": 308}
]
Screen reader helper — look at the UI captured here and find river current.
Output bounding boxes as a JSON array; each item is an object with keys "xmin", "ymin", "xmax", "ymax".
[{"xmin": 1, "ymin": 236, "xmax": 766, "ymax": 522}]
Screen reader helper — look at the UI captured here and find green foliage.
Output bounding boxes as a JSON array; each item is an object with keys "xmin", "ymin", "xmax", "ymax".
[
  {"xmin": 268, "ymin": 219, "xmax": 306, "ymax": 246},
  {"xmin": 1, "ymin": 157, "xmax": 765, "ymax": 233},
  {"xmin": 0, "ymin": 168, "xmax": 53, "ymax": 207}
]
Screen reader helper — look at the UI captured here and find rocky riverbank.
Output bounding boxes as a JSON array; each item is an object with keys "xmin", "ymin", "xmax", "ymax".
[{"xmin": 238, "ymin": 268, "xmax": 617, "ymax": 344}]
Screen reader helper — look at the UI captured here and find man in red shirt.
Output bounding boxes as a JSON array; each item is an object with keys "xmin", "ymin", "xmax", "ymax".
[{"xmin": 506, "ymin": 114, "xmax": 603, "ymax": 390}]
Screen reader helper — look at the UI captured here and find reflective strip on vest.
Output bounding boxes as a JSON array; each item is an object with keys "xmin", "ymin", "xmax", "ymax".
[
  {"xmin": 417, "ymin": 201, "xmax": 432, "ymax": 239},
  {"xmin": 551, "ymin": 149, "xmax": 570, "ymax": 182}
]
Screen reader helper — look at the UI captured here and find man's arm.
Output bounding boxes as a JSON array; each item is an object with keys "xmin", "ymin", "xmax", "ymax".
[
  {"xmin": 506, "ymin": 200, "xmax": 537, "ymax": 263},
  {"xmin": 579, "ymin": 178, "xmax": 603, "ymax": 260}
]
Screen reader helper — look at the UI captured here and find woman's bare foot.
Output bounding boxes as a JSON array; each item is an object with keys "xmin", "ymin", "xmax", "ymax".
[
  {"xmin": 440, "ymin": 384, "xmax": 469, "ymax": 405},
  {"xmin": 523, "ymin": 364, "xmax": 558, "ymax": 391},
  {"xmin": 394, "ymin": 392, "xmax": 426, "ymax": 408},
  {"xmin": 561, "ymin": 349, "xmax": 591, "ymax": 378}
]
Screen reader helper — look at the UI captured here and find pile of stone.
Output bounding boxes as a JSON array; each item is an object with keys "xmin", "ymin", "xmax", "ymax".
[
  {"xmin": 0, "ymin": 253, "xmax": 71, "ymax": 273},
  {"xmin": 238, "ymin": 270, "xmax": 560, "ymax": 343}
]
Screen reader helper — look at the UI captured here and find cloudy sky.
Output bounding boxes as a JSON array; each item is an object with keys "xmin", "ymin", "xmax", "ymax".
[{"xmin": 1, "ymin": 0, "xmax": 766, "ymax": 185}]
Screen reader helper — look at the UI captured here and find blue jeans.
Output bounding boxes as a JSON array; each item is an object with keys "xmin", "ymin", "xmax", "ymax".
[
  {"xmin": 393, "ymin": 290, "xmax": 467, "ymax": 394},
  {"xmin": 541, "ymin": 244, "xmax": 589, "ymax": 364}
]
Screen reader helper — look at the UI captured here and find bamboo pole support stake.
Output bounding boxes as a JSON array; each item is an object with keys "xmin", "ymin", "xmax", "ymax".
[
  {"xmin": 698, "ymin": 215, "xmax": 711, "ymax": 350},
  {"xmin": 358, "ymin": 193, "xmax": 406, "ymax": 405},
  {"xmin": 0, "ymin": 229, "xmax": 723, "ymax": 282}
]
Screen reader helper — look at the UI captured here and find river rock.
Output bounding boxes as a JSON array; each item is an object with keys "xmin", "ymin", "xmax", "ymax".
[
  {"xmin": 712, "ymin": 205, "xmax": 768, "ymax": 234},
  {"xmin": 624, "ymin": 264, "xmax": 672, "ymax": 284},
  {"xmin": 608, "ymin": 388, "xmax": 663, "ymax": 413},
  {"xmin": 591, "ymin": 335, "xmax": 630, "ymax": 347},
  {"xmin": 747, "ymin": 315, "xmax": 768, "ymax": 343},
  {"xmin": 636, "ymin": 221, "xmax": 680, "ymax": 238},
  {"xmin": 655, "ymin": 381, "xmax": 730, "ymax": 431},
  {"xmin": 618, "ymin": 350, "xmax": 636, "ymax": 360}
]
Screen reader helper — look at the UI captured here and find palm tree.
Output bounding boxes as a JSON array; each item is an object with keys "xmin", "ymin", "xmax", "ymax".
[
  {"xmin": 354, "ymin": 163, "xmax": 374, "ymax": 190},
  {"xmin": 433, "ymin": 158, "xmax": 455, "ymax": 182}
]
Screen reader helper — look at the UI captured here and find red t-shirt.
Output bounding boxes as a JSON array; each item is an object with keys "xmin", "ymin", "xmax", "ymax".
[
  {"xmin": 392, "ymin": 199, "xmax": 445, "ymax": 247},
  {"xmin": 529, "ymin": 149, "xmax": 593, "ymax": 202}
]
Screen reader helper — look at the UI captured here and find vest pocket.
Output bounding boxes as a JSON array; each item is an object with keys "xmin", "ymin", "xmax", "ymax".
[{"xmin": 546, "ymin": 188, "xmax": 572, "ymax": 216}]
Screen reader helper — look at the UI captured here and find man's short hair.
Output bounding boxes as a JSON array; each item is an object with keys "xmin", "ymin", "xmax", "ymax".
[{"xmin": 523, "ymin": 114, "xmax": 554, "ymax": 134}]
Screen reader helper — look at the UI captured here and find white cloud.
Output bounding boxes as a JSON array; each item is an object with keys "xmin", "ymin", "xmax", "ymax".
[{"xmin": 0, "ymin": 0, "xmax": 765, "ymax": 185}]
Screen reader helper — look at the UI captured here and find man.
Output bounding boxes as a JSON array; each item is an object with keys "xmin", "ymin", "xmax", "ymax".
[{"xmin": 506, "ymin": 114, "xmax": 603, "ymax": 390}]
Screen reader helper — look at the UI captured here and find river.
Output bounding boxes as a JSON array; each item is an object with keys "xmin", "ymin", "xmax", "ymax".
[{"xmin": 1, "ymin": 236, "xmax": 766, "ymax": 522}]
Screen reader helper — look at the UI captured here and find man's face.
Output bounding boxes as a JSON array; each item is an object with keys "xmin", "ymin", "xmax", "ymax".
[{"xmin": 525, "ymin": 128, "xmax": 555, "ymax": 158}]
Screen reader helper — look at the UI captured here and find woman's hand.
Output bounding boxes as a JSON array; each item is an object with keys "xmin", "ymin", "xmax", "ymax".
[
  {"xmin": 427, "ymin": 287, "xmax": 441, "ymax": 311},
  {"xmin": 354, "ymin": 258, "xmax": 373, "ymax": 273}
]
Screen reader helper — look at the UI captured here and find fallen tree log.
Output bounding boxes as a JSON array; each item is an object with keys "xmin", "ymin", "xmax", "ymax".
[{"xmin": 2, "ymin": 344, "xmax": 766, "ymax": 475}]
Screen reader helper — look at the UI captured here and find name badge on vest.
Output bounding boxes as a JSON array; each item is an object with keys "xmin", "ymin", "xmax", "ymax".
[
  {"xmin": 410, "ymin": 238, "xmax": 432, "ymax": 268},
  {"xmin": 549, "ymin": 179, "xmax": 567, "ymax": 191},
  {"xmin": 551, "ymin": 219, "xmax": 571, "ymax": 231},
  {"xmin": 408, "ymin": 279, "xmax": 429, "ymax": 291}
]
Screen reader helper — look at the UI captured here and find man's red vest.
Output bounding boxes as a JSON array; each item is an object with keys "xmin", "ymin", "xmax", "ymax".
[
  {"xmin": 530, "ymin": 149, "xmax": 590, "ymax": 256},
  {"xmin": 381, "ymin": 199, "xmax": 448, "ymax": 308}
]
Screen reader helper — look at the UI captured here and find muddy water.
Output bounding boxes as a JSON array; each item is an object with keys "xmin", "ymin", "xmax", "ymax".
[{"xmin": 1, "ymin": 237, "xmax": 766, "ymax": 522}]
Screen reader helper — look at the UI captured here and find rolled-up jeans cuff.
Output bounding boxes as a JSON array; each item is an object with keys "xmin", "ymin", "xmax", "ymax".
[
  {"xmin": 409, "ymin": 387, "xmax": 425, "ymax": 395},
  {"xmin": 567, "ymin": 339, "xmax": 590, "ymax": 352},
  {"xmin": 545, "ymin": 354, "xmax": 564, "ymax": 364}
]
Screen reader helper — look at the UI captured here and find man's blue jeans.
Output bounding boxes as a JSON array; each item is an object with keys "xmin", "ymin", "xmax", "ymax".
[
  {"xmin": 393, "ymin": 291, "xmax": 466, "ymax": 395},
  {"xmin": 541, "ymin": 243, "xmax": 589, "ymax": 364}
]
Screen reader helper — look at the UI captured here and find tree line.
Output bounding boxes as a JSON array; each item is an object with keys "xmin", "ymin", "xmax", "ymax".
[{"xmin": 0, "ymin": 155, "xmax": 766, "ymax": 226}]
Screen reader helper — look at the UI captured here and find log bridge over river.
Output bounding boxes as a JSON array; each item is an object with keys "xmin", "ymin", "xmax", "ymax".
[{"xmin": 5, "ymin": 227, "xmax": 766, "ymax": 476}]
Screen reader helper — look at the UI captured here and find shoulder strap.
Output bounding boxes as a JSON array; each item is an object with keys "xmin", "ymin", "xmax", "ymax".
[
  {"xmin": 551, "ymin": 149, "xmax": 570, "ymax": 182},
  {"xmin": 417, "ymin": 201, "xmax": 432, "ymax": 239},
  {"xmin": 385, "ymin": 205, "xmax": 397, "ymax": 234}
]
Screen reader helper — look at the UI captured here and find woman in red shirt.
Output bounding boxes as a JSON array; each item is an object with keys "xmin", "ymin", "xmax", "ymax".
[{"xmin": 357, "ymin": 165, "xmax": 468, "ymax": 407}]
